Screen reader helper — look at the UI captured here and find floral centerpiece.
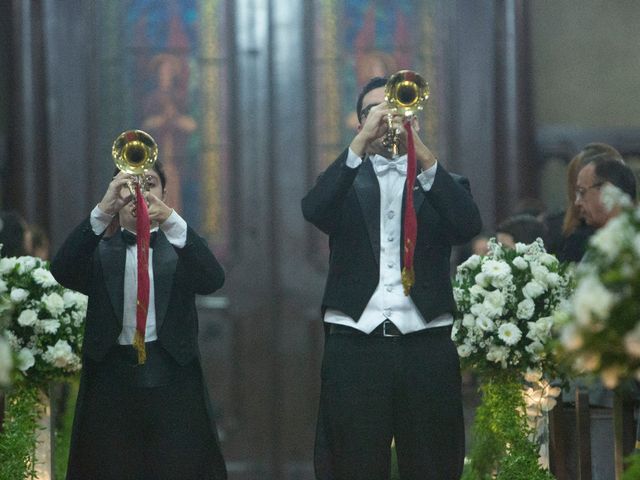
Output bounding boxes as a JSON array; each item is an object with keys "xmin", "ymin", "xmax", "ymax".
[
  {"xmin": 555, "ymin": 185, "xmax": 640, "ymax": 477},
  {"xmin": 0, "ymin": 252, "xmax": 87, "ymax": 479},
  {"xmin": 453, "ymin": 238, "xmax": 572, "ymax": 480},
  {"xmin": 0, "ymin": 255, "xmax": 86, "ymax": 386}
]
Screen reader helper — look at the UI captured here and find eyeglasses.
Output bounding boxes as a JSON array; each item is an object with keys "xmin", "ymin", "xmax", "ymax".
[{"xmin": 575, "ymin": 182, "xmax": 604, "ymax": 200}]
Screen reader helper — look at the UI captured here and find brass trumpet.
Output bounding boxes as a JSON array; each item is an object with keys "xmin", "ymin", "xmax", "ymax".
[
  {"xmin": 383, "ymin": 70, "xmax": 430, "ymax": 156},
  {"xmin": 112, "ymin": 129, "xmax": 158, "ymax": 195}
]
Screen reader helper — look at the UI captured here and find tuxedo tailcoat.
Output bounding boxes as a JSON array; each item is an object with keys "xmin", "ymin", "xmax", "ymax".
[
  {"xmin": 302, "ymin": 148, "xmax": 483, "ymax": 322},
  {"xmin": 51, "ymin": 218, "xmax": 227, "ymax": 480}
]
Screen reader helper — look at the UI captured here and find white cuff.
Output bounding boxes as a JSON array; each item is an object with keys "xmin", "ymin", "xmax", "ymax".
[
  {"xmin": 90, "ymin": 205, "xmax": 114, "ymax": 235},
  {"xmin": 160, "ymin": 210, "xmax": 187, "ymax": 248},
  {"xmin": 417, "ymin": 162, "xmax": 438, "ymax": 191},
  {"xmin": 346, "ymin": 148, "xmax": 364, "ymax": 169}
]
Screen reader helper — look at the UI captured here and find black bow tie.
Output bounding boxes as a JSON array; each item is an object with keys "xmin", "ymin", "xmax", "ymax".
[{"xmin": 121, "ymin": 229, "xmax": 158, "ymax": 247}]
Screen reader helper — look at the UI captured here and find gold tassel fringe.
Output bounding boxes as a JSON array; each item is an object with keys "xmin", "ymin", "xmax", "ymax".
[
  {"xmin": 401, "ymin": 267, "xmax": 415, "ymax": 296},
  {"xmin": 133, "ymin": 331, "xmax": 146, "ymax": 365}
]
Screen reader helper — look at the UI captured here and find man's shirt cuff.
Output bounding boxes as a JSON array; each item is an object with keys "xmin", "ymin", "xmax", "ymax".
[
  {"xmin": 346, "ymin": 148, "xmax": 364, "ymax": 169},
  {"xmin": 160, "ymin": 210, "xmax": 187, "ymax": 248},
  {"xmin": 90, "ymin": 205, "xmax": 114, "ymax": 235},
  {"xmin": 417, "ymin": 162, "xmax": 438, "ymax": 191}
]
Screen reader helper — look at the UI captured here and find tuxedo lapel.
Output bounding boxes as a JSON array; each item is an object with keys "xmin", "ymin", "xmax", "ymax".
[
  {"xmin": 354, "ymin": 159, "xmax": 381, "ymax": 264},
  {"xmin": 99, "ymin": 234, "xmax": 126, "ymax": 326},
  {"xmin": 152, "ymin": 232, "xmax": 178, "ymax": 333}
]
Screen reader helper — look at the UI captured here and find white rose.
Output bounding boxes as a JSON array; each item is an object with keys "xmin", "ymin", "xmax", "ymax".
[
  {"xmin": 515, "ymin": 242, "xmax": 528, "ymax": 255},
  {"xmin": 462, "ymin": 314, "xmax": 475, "ymax": 328},
  {"xmin": 0, "ymin": 278, "xmax": 7, "ymax": 294},
  {"xmin": 41, "ymin": 292, "xmax": 65, "ymax": 316},
  {"xmin": 63, "ymin": 291, "xmax": 87, "ymax": 310},
  {"xmin": 0, "ymin": 257, "xmax": 17, "ymax": 274},
  {"xmin": 17, "ymin": 309, "xmax": 38, "ymax": 327},
  {"xmin": 512, "ymin": 256, "xmax": 528, "ymax": 270},
  {"xmin": 482, "ymin": 290, "xmax": 506, "ymax": 318},
  {"xmin": 474, "ymin": 272, "xmax": 490, "ymax": 288},
  {"xmin": 17, "ymin": 256, "xmax": 38, "ymax": 273},
  {"xmin": 517, "ymin": 298, "xmax": 536, "ymax": 320},
  {"xmin": 546, "ymin": 272, "xmax": 561, "ymax": 288},
  {"xmin": 531, "ymin": 264, "xmax": 551, "ymax": 286},
  {"xmin": 459, "ymin": 254, "xmax": 481, "ymax": 271},
  {"xmin": 10, "ymin": 288, "xmax": 29, "ymax": 303},
  {"xmin": 39, "ymin": 319, "xmax": 61, "ymax": 334},
  {"xmin": 42, "ymin": 340, "xmax": 78, "ymax": 369},
  {"xmin": 32, "ymin": 268, "xmax": 58, "ymax": 288},
  {"xmin": 522, "ymin": 280, "xmax": 546, "ymax": 299},
  {"xmin": 539, "ymin": 253, "xmax": 558, "ymax": 267},
  {"xmin": 17, "ymin": 348, "xmax": 35, "ymax": 372},
  {"xmin": 469, "ymin": 284, "xmax": 487, "ymax": 299},
  {"xmin": 477, "ymin": 316, "xmax": 495, "ymax": 332}
]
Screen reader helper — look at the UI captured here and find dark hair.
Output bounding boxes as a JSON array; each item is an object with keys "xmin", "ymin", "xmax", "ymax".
[
  {"xmin": 0, "ymin": 211, "xmax": 28, "ymax": 257},
  {"xmin": 112, "ymin": 159, "xmax": 167, "ymax": 190},
  {"xmin": 496, "ymin": 214, "xmax": 546, "ymax": 245},
  {"xmin": 356, "ymin": 77, "xmax": 388, "ymax": 122},
  {"xmin": 592, "ymin": 157, "xmax": 637, "ymax": 201},
  {"xmin": 513, "ymin": 197, "xmax": 546, "ymax": 218}
]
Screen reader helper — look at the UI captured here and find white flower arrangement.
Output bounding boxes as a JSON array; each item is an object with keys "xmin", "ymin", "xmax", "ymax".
[
  {"xmin": 557, "ymin": 185, "xmax": 640, "ymax": 388},
  {"xmin": 0, "ymin": 252, "xmax": 86, "ymax": 386},
  {"xmin": 453, "ymin": 238, "xmax": 572, "ymax": 377}
]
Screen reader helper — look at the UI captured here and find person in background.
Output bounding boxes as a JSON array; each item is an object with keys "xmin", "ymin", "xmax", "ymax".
[
  {"xmin": 558, "ymin": 143, "xmax": 624, "ymax": 262},
  {"xmin": 495, "ymin": 214, "xmax": 546, "ymax": 249},
  {"xmin": 575, "ymin": 155, "xmax": 637, "ymax": 229},
  {"xmin": 29, "ymin": 224, "xmax": 50, "ymax": 260},
  {"xmin": 0, "ymin": 210, "xmax": 32, "ymax": 257},
  {"xmin": 51, "ymin": 161, "xmax": 227, "ymax": 480}
]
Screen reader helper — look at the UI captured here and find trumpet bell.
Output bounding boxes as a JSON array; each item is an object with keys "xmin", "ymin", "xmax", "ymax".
[
  {"xmin": 385, "ymin": 70, "xmax": 430, "ymax": 116},
  {"xmin": 112, "ymin": 130, "xmax": 158, "ymax": 176}
]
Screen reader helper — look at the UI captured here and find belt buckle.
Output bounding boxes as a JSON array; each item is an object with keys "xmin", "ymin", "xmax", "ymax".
[{"xmin": 382, "ymin": 320, "xmax": 400, "ymax": 337}]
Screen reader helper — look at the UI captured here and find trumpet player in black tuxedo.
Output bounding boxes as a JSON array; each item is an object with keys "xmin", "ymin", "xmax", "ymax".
[
  {"xmin": 302, "ymin": 74, "xmax": 482, "ymax": 480},
  {"xmin": 51, "ymin": 132, "xmax": 227, "ymax": 480}
]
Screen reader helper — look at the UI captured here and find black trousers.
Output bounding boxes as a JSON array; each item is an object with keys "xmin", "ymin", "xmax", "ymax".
[
  {"xmin": 315, "ymin": 325, "xmax": 465, "ymax": 480},
  {"xmin": 66, "ymin": 343, "xmax": 227, "ymax": 480}
]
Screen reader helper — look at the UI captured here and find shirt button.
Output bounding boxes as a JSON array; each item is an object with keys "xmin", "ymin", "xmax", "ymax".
[
  {"xmin": 387, "ymin": 235, "xmax": 394, "ymax": 242},
  {"xmin": 383, "ymin": 309, "xmax": 391, "ymax": 317},
  {"xmin": 387, "ymin": 262, "xmax": 394, "ymax": 268},
  {"xmin": 386, "ymin": 286, "xmax": 392, "ymax": 292},
  {"xmin": 387, "ymin": 211, "xmax": 395, "ymax": 219}
]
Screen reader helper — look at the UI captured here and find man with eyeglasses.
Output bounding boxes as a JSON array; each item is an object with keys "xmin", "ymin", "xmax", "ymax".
[{"xmin": 575, "ymin": 155, "xmax": 637, "ymax": 229}]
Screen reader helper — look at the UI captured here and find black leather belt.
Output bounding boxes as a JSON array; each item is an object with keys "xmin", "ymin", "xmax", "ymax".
[{"xmin": 329, "ymin": 319, "xmax": 403, "ymax": 337}]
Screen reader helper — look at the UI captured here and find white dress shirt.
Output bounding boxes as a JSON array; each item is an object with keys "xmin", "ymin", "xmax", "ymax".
[
  {"xmin": 90, "ymin": 205, "xmax": 187, "ymax": 344},
  {"xmin": 324, "ymin": 148, "xmax": 453, "ymax": 334}
]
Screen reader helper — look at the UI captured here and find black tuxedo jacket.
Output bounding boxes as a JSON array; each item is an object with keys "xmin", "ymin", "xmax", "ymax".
[
  {"xmin": 302, "ymin": 148, "xmax": 482, "ymax": 322},
  {"xmin": 51, "ymin": 218, "xmax": 225, "ymax": 365}
]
